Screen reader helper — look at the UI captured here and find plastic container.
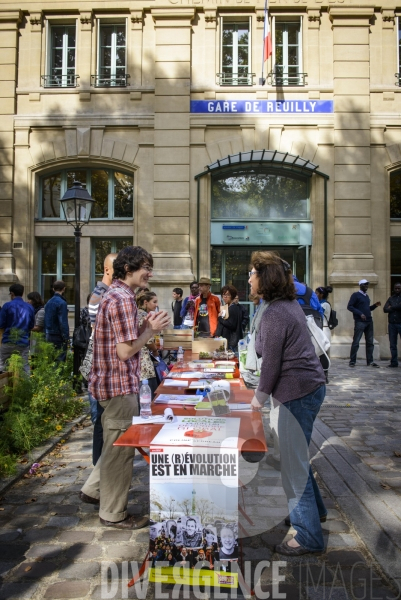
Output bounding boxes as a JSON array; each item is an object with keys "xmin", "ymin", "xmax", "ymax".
[
  {"xmin": 177, "ymin": 346, "xmax": 184, "ymax": 364},
  {"xmin": 238, "ymin": 339, "xmax": 247, "ymax": 352},
  {"xmin": 139, "ymin": 379, "xmax": 152, "ymax": 419}
]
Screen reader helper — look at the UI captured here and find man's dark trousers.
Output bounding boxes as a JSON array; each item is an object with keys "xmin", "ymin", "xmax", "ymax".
[
  {"xmin": 350, "ymin": 321, "xmax": 374, "ymax": 365},
  {"xmin": 389, "ymin": 323, "xmax": 401, "ymax": 367},
  {"xmin": 46, "ymin": 333, "xmax": 67, "ymax": 362}
]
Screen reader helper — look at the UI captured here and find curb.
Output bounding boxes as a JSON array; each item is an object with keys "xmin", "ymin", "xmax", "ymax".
[
  {"xmin": 0, "ymin": 400, "xmax": 91, "ymax": 497},
  {"xmin": 311, "ymin": 416, "xmax": 401, "ymax": 593}
]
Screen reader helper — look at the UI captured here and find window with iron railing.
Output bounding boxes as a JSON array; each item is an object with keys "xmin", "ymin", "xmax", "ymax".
[
  {"xmin": 272, "ymin": 20, "xmax": 304, "ymax": 86},
  {"xmin": 43, "ymin": 24, "xmax": 78, "ymax": 88},
  {"xmin": 219, "ymin": 19, "xmax": 253, "ymax": 86},
  {"xmin": 93, "ymin": 23, "xmax": 128, "ymax": 87}
]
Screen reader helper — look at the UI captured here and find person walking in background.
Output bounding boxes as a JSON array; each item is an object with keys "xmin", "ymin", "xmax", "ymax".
[
  {"xmin": 180, "ymin": 282, "xmax": 199, "ymax": 329},
  {"xmin": 171, "ymin": 288, "xmax": 183, "ymax": 329},
  {"xmin": 315, "ymin": 285, "xmax": 333, "ymax": 384},
  {"xmin": 0, "ymin": 283, "xmax": 35, "ymax": 374},
  {"xmin": 44, "ymin": 280, "xmax": 69, "ymax": 362},
  {"xmin": 136, "ymin": 290, "xmax": 160, "ymax": 399},
  {"xmin": 27, "ymin": 292, "xmax": 45, "ymax": 333},
  {"xmin": 79, "ymin": 245, "xmax": 170, "ymax": 529},
  {"xmin": 249, "ymin": 251, "xmax": 326, "ymax": 556},
  {"xmin": 193, "ymin": 277, "xmax": 221, "ymax": 337},
  {"xmin": 383, "ymin": 282, "xmax": 401, "ymax": 368},
  {"xmin": 85, "ymin": 253, "xmax": 117, "ymax": 466},
  {"xmin": 348, "ymin": 279, "xmax": 381, "ymax": 367},
  {"xmin": 216, "ymin": 285, "xmax": 243, "ymax": 352}
]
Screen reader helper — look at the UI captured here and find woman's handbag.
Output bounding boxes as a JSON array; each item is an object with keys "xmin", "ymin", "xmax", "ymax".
[
  {"xmin": 73, "ymin": 323, "xmax": 91, "ymax": 350},
  {"xmin": 79, "ymin": 336, "xmax": 93, "ymax": 381},
  {"xmin": 305, "ymin": 314, "xmax": 331, "ymax": 370}
]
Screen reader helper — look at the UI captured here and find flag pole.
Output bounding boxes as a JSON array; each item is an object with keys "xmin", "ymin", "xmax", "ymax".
[{"xmin": 260, "ymin": 0, "xmax": 267, "ymax": 86}]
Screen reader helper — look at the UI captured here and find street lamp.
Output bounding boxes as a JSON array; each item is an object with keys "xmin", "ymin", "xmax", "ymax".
[{"xmin": 60, "ymin": 181, "xmax": 95, "ymax": 385}]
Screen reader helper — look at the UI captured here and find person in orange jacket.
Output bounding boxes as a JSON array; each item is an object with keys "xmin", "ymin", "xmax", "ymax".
[{"xmin": 193, "ymin": 277, "xmax": 221, "ymax": 337}]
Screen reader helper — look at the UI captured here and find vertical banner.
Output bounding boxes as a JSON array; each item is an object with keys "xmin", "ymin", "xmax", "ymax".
[{"xmin": 149, "ymin": 446, "xmax": 239, "ymax": 588}]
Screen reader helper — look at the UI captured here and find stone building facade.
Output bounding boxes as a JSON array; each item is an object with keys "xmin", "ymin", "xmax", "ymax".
[{"xmin": 0, "ymin": 0, "xmax": 401, "ymax": 357}]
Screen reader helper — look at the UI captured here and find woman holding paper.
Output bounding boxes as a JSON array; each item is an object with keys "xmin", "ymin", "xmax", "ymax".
[
  {"xmin": 137, "ymin": 290, "xmax": 160, "ymax": 399},
  {"xmin": 249, "ymin": 251, "xmax": 326, "ymax": 557},
  {"xmin": 216, "ymin": 285, "xmax": 243, "ymax": 353}
]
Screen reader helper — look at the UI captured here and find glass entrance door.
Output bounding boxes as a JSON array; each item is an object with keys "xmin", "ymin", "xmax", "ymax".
[{"xmin": 211, "ymin": 245, "xmax": 309, "ymax": 321}]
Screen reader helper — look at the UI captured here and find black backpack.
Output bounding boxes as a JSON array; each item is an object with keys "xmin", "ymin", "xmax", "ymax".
[
  {"xmin": 327, "ymin": 303, "xmax": 338, "ymax": 330},
  {"xmin": 296, "ymin": 286, "xmax": 324, "ymax": 329}
]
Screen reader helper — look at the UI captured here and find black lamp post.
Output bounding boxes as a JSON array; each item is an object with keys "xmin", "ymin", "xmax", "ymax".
[{"xmin": 60, "ymin": 181, "xmax": 95, "ymax": 385}]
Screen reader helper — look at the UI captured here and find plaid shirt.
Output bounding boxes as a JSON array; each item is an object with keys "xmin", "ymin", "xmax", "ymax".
[{"xmin": 89, "ymin": 279, "xmax": 140, "ymax": 401}]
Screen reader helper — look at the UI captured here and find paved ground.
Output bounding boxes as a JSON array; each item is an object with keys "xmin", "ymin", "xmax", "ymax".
[{"xmin": 0, "ymin": 359, "xmax": 399, "ymax": 599}]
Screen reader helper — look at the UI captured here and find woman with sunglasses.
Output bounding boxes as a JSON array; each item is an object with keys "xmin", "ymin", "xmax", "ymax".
[{"xmin": 249, "ymin": 250, "xmax": 326, "ymax": 557}]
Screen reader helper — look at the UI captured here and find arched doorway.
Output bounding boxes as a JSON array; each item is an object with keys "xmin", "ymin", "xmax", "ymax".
[{"xmin": 195, "ymin": 150, "xmax": 329, "ymax": 318}]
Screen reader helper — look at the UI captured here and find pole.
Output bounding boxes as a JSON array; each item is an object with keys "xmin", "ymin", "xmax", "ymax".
[{"xmin": 73, "ymin": 228, "xmax": 82, "ymax": 387}]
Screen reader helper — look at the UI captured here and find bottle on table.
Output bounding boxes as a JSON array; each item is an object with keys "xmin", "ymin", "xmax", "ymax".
[
  {"xmin": 139, "ymin": 379, "xmax": 152, "ymax": 419},
  {"xmin": 159, "ymin": 333, "xmax": 164, "ymax": 350},
  {"xmin": 177, "ymin": 346, "xmax": 184, "ymax": 364},
  {"xmin": 238, "ymin": 339, "xmax": 247, "ymax": 352}
]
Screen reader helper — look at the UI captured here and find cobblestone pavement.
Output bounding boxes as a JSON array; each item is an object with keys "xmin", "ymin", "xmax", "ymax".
[{"xmin": 0, "ymin": 359, "xmax": 399, "ymax": 599}]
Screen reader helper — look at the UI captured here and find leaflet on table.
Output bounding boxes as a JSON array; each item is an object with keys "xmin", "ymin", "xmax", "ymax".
[
  {"xmin": 154, "ymin": 394, "xmax": 201, "ymax": 405},
  {"xmin": 150, "ymin": 416, "xmax": 240, "ymax": 447},
  {"xmin": 205, "ymin": 365, "xmax": 235, "ymax": 373},
  {"xmin": 163, "ymin": 379, "xmax": 189, "ymax": 388},
  {"xmin": 168, "ymin": 371, "xmax": 205, "ymax": 379}
]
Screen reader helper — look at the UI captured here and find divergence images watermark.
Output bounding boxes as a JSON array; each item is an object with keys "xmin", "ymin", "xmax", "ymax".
[{"xmin": 100, "ymin": 560, "xmax": 401, "ymax": 599}]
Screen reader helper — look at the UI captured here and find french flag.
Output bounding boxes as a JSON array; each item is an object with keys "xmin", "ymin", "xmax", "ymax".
[{"xmin": 263, "ymin": 0, "xmax": 272, "ymax": 62}]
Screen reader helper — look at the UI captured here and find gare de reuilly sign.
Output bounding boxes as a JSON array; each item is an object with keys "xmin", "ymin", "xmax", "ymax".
[{"xmin": 191, "ymin": 100, "xmax": 333, "ymax": 114}]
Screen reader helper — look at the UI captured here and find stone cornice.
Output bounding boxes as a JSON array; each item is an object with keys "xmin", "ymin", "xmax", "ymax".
[{"xmin": 329, "ymin": 7, "xmax": 374, "ymax": 26}]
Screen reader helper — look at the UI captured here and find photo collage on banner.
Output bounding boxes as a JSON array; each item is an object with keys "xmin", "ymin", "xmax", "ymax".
[{"xmin": 149, "ymin": 445, "xmax": 239, "ymax": 588}]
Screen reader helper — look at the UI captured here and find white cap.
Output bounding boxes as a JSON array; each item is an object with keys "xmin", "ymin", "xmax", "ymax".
[{"xmin": 359, "ymin": 279, "xmax": 369, "ymax": 285}]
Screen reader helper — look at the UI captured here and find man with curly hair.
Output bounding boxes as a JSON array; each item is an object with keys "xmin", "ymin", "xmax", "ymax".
[{"xmin": 79, "ymin": 246, "xmax": 170, "ymax": 529}]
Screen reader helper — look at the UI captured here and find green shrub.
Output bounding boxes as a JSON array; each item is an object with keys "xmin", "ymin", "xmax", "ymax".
[{"xmin": 0, "ymin": 336, "xmax": 85, "ymax": 477}]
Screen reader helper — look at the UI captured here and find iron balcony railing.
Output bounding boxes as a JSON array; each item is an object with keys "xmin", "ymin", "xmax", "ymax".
[
  {"xmin": 41, "ymin": 74, "xmax": 80, "ymax": 88},
  {"xmin": 91, "ymin": 74, "xmax": 130, "ymax": 88},
  {"xmin": 395, "ymin": 73, "xmax": 401, "ymax": 86},
  {"xmin": 216, "ymin": 72, "xmax": 256, "ymax": 86},
  {"xmin": 267, "ymin": 72, "xmax": 307, "ymax": 86}
]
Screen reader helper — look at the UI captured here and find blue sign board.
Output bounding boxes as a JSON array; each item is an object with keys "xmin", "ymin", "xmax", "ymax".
[{"xmin": 191, "ymin": 100, "xmax": 333, "ymax": 114}]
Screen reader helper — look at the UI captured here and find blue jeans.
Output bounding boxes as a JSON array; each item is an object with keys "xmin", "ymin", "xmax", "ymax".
[
  {"xmin": 350, "ymin": 321, "xmax": 374, "ymax": 365},
  {"xmin": 389, "ymin": 323, "xmax": 401, "ymax": 366},
  {"xmin": 278, "ymin": 384, "xmax": 326, "ymax": 552},
  {"xmin": 89, "ymin": 392, "xmax": 104, "ymax": 466}
]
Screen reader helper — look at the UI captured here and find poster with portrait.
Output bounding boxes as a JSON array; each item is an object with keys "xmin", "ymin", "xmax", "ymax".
[{"xmin": 149, "ymin": 445, "xmax": 239, "ymax": 587}]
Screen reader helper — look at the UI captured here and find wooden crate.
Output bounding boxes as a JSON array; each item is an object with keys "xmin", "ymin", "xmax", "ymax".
[
  {"xmin": 0, "ymin": 372, "xmax": 11, "ymax": 411},
  {"xmin": 192, "ymin": 338, "xmax": 227, "ymax": 355},
  {"xmin": 162, "ymin": 328, "xmax": 193, "ymax": 350}
]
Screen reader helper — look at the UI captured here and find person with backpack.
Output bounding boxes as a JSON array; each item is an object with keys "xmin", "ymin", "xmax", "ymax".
[
  {"xmin": 293, "ymin": 276, "xmax": 324, "ymax": 328},
  {"xmin": 315, "ymin": 286, "xmax": 333, "ymax": 384}
]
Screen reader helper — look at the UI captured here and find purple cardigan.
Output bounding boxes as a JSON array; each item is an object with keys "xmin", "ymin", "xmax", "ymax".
[{"xmin": 255, "ymin": 299, "xmax": 325, "ymax": 404}]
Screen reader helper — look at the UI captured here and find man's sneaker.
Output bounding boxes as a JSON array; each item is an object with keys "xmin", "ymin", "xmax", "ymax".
[
  {"xmin": 387, "ymin": 364, "xmax": 398, "ymax": 368},
  {"xmin": 368, "ymin": 362, "xmax": 380, "ymax": 368},
  {"xmin": 349, "ymin": 363, "xmax": 356, "ymax": 367}
]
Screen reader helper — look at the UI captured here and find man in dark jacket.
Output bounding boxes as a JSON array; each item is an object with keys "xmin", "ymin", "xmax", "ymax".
[
  {"xmin": 347, "ymin": 279, "xmax": 381, "ymax": 367},
  {"xmin": 0, "ymin": 283, "xmax": 34, "ymax": 374},
  {"xmin": 383, "ymin": 282, "xmax": 401, "ymax": 368},
  {"xmin": 44, "ymin": 280, "xmax": 69, "ymax": 362},
  {"xmin": 171, "ymin": 288, "xmax": 183, "ymax": 329}
]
